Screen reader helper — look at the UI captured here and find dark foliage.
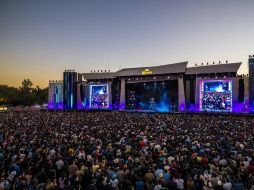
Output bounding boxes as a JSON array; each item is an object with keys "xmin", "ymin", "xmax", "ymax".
[{"xmin": 0, "ymin": 79, "xmax": 48, "ymax": 106}]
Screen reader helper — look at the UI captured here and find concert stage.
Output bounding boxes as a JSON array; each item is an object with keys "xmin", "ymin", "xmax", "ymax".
[{"xmin": 48, "ymin": 59, "xmax": 251, "ymax": 113}]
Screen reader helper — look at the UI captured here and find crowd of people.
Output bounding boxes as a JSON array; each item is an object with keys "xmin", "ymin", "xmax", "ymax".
[
  {"xmin": 201, "ymin": 92, "xmax": 232, "ymax": 111},
  {"xmin": 0, "ymin": 111, "xmax": 254, "ymax": 190}
]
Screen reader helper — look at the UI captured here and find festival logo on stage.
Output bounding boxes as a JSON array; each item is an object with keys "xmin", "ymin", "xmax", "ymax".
[{"xmin": 141, "ymin": 68, "xmax": 153, "ymax": 75}]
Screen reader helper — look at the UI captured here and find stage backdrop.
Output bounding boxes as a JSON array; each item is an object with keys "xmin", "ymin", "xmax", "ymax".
[{"xmin": 125, "ymin": 80, "xmax": 178, "ymax": 112}]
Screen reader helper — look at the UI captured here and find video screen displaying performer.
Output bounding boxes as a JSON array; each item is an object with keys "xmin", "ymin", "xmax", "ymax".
[
  {"xmin": 125, "ymin": 80, "xmax": 178, "ymax": 112},
  {"xmin": 200, "ymin": 80, "xmax": 232, "ymax": 112},
  {"xmin": 90, "ymin": 84, "xmax": 109, "ymax": 109}
]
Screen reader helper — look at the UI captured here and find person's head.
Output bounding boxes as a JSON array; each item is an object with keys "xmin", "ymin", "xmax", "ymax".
[{"xmin": 112, "ymin": 173, "xmax": 117, "ymax": 180}]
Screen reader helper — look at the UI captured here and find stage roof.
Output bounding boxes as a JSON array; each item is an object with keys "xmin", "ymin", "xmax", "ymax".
[
  {"xmin": 82, "ymin": 72, "xmax": 117, "ymax": 80},
  {"xmin": 82, "ymin": 61, "xmax": 188, "ymax": 79},
  {"xmin": 115, "ymin": 61, "xmax": 188, "ymax": 76},
  {"xmin": 82, "ymin": 61, "xmax": 242, "ymax": 79},
  {"xmin": 185, "ymin": 62, "xmax": 242, "ymax": 75}
]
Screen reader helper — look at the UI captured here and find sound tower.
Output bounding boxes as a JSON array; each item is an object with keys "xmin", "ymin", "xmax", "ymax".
[
  {"xmin": 249, "ymin": 55, "xmax": 254, "ymax": 111},
  {"xmin": 80, "ymin": 84, "xmax": 85, "ymax": 101},
  {"xmin": 189, "ymin": 77, "xmax": 196, "ymax": 104},
  {"xmin": 63, "ymin": 71, "xmax": 80, "ymax": 109},
  {"xmin": 111, "ymin": 79, "xmax": 120, "ymax": 109},
  {"xmin": 238, "ymin": 78, "xmax": 244, "ymax": 103},
  {"xmin": 185, "ymin": 80, "xmax": 190, "ymax": 105}
]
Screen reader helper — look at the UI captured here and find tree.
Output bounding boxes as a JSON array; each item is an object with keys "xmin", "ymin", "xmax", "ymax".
[
  {"xmin": 0, "ymin": 79, "xmax": 48, "ymax": 106},
  {"xmin": 32, "ymin": 86, "xmax": 48, "ymax": 105},
  {"xmin": 20, "ymin": 79, "xmax": 33, "ymax": 93},
  {"xmin": 0, "ymin": 85, "xmax": 21, "ymax": 106}
]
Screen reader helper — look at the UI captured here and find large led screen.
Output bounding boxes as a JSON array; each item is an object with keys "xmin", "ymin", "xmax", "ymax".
[
  {"xmin": 89, "ymin": 84, "xmax": 109, "ymax": 109},
  {"xmin": 126, "ymin": 80, "xmax": 178, "ymax": 112},
  {"xmin": 200, "ymin": 80, "xmax": 232, "ymax": 112}
]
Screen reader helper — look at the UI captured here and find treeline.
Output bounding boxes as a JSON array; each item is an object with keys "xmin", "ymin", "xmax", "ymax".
[{"xmin": 0, "ymin": 79, "xmax": 48, "ymax": 106}]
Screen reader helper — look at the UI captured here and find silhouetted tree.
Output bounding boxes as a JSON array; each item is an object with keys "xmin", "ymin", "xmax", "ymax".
[{"xmin": 0, "ymin": 79, "xmax": 48, "ymax": 106}]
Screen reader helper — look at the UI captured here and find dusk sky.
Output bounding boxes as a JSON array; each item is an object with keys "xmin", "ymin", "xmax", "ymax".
[{"xmin": 1, "ymin": 0, "xmax": 254, "ymax": 88}]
